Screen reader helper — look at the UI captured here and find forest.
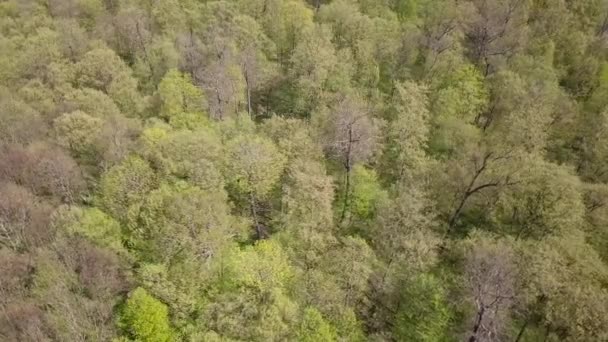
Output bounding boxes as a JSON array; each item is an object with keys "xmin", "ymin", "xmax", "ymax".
[{"xmin": 1, "ymin": 0, "xmax": 608, "ymax": 341}]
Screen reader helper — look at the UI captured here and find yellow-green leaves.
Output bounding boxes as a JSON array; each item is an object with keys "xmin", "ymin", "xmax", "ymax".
[
  {"xmin": 120, "ymin": 287, "xmax": 174, "ymax": 342},
  {"xmin": 297, "ymin": 308, "xmax": 337, "ymax": 342},
  {"xmin": 76, "ymin": 48, "xmax": 144, "ymax": 116},
  {"xmin": 157, "ymin": 69, "xmax": 206, "ymax": 121},
  {"xmin": 53, "ymin": 110, "xmax": 103, "ymax": 158}
]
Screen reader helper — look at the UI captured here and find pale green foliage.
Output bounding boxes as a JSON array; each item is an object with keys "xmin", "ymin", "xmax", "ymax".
[
  {"xmin": 203, "ymin": 240, "xmax": 298, "ymax": 341},
  {"xmin": 432, "ymin": 64, "xmax": 488, "ymax": 122},
  {"xmin": 15, "ymin": 28, "xmax": 63, "ymax": 81},
  {"xmin": 485, "ymin": 57, "xmax": 561, "ymax": 153},
  {"xmin": 317, "ymin": 0, "xmax": 400, "ymax": 90},
  {"xmin": 576, "ymin": 109, "xmax": 608, "ymax": 182},
  {"xmin": 492, "ymin": 158, "xmax": 585, "ymax": 239},
  {"xmin": 428, "ymin": 113, "xmax": 482, "ymax": 157},
  {"xmin": 383, "ymin": 81, "xmax": 431, "ymax": 182},
  {"xmin": 17, "ymin": 79, "xmax": 57, "ymax": 115},
  {"xmin": 98, "ymin": 156, "xmax": 157, "ymax": 223},
  {"xmin": 521, "ymin": 231, "xmax": 608, "ymax": 340},
  {"xmin": 63, "ymin": 87, "xmax": 122, "ymax": 118},
  {"xmin": 0, "ymin": 87, "xmax": 46, "ymax": 144},
  {"xmin": 2, "ymin": 1, "xmax": 608, "ymax": 341},
  {"xmin": 131, "ymin": 181, "xmax": 241, "ymax": 263},
  {"xmin": 289, "ymin": 25, "xmax": 345, "ymax": 113},
  {"xmin": 297, "ymin": 307, "xmax": 337, "ymax": 342},
  {"xmin": 587, "ymin": 62, "xmax": 608, "ymax": 113},
  {"xmin": 53, "ymin": 110, "xmax": 103, "ymax": 158},
  {"xmin": 75, "ymin": 48, "xmax": 144, "ymax": 116},
  {"xmin": 144, "ymin": 126, "xmax": 225, "ymax": 191},
  {"xmin": 280, "ymin": 159, "xmax": 334, "ymax": 233},
  {"xmin": 348, "ymin": 165, "xmax": 387, "ymax": 221},
  {"xmin": 333, "ymin": 309, "xmax": 366, "ymax": 342},
  {"xmin": 393, "ymin": 274, "xmax": 451, "ymax": 342},
  {"xmin": 31, "ymin": 244, "xmax": 123, "ymax": 341},
  {"xmin": 157, "ymin": 69, "xmax": 206, "ymax": 120},
  {"xmin": 242, "ymin": 0, "xmax": 314, "ymax": 62},
  {"xmin": 120, "ymin": 287, "xmax": 174, "ymax": 342},
  {"xmin": 322, "ymin": 236, "xmax": 376, "ymax": 308},
  {"xmin": 373, "ymin": 187, "xmax": 438, "ymax": 269},
  {"xmin": 276, "ymin": 159, "xmax": 336, "ymax": 271},
  {"xmin": 229, "ymin": 240, "xmax": 295, "ymax": 290},
  {"xmin": 260, "ymin": 116, "xmax": 324, "ymax": 162},
  {"xmin": 225, "ymin": 133, "xmax": 286, "ymax": 197},
  {"xmin": 53, "ymin": 206, "xmax": 124, "ymax": 253}
]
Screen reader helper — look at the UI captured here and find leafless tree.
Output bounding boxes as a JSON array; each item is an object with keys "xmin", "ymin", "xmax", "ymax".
[
  {"xmin": 446, "ymin": 148, "xmax": 518, "ymax": 232},
  {"xmin": 465, "ymin": 241, "xmax": 516, "ymax": 342},
  {"xmin": 465, "ymin": 0, "xmax": 528, "ymax": 75},
  {"xmin": 241, "ymin": 45, "xmax": 261, "ymax": 117},
  {"xmin": 324, "ymin": 95, "xmax": 380, "ymax": 224},
  {"xmin": 0, "ymin": 183, "xmax": 53, "ymax": 251},
  {"xmin": 26, "ymin": 144, "xmax": 86, "ymax": 203}
]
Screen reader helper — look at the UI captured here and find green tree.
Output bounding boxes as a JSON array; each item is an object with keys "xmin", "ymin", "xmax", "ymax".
[
  {"xmin": 297, "ymin": 308, "xmax": 337, "ymax": 342},
  {"xmin": 53, "ymin": 110, "xmax": 103, "ymax": 159},
  {"xmin": 382, "ymin": 81, "xmax": 431, "ymax": 183},
  {"xmin": 224, "ymin": 133, "xmax": 286, "ymax": 239},
  {"xmin": 120, "ymin": 287, "xmax": 174, "ymax": 342},
  {"xmin": 393, "ymin": 274, "xmax": 451, "ymax": 342},
  {"xmin": 156, "ymin": 69, "xmax": 206, "ymax": 121},
  {"xmin": 75, "ymin": 47, "xmax": 144, "ymax": 116},
  {"xmin": 97, "ymin": 156, "xmax": 156, "ymax": 223}
]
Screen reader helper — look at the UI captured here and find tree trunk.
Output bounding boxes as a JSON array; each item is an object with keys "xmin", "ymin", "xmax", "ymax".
[
  {"xmin": 447, "ymin": 152, "xmax": 496, "ymax": 232},
  {"xmin": 469, "ymin": 306, "xmax": 485, "ymax": 342},
  {"xmin": 339, "ymin": 164, "xmax": 351, "ymax": 225},
  {"xmin": 339, "ymin": 127, "xmax": 353, "ymax": 225},
  {"xmin": 246, "ymin": 75, "xmax": 252, "ymax": 118},
  {"xmin": 249, "ymin": 192, "xmax": 262, "ymax": 239},
  {"xmin": 515, "ymin": 317, "xmax": 529, "ymax": 342},
  {"xmin": 314, "ymin": 0, "xmax": 321, "ymax": 11}
]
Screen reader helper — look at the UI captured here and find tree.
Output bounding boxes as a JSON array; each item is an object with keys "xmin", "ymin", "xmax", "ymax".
[
  {"xmin": 52, "ymin": 206, "xmax": 124, "ymax": 253},
  {"xmin": 238, "ymin": 0, "xmax": 314, "ymax": 64},
  {"xmin": 461, "ymin": 233, "xmax": 516, "ymax": 342},
  {"xmin": 464, "ymin": 0, "xmax": 530, "ymax": 74},
  {"xmin": 260, "ymin": 116, "xmax": 324, "ymax": 162},
  {"xmin": 345, "ymin": 165, "xmax": 387, "ymax": 224},
  {"xmin": 393, "ymin": 274, "xmax": 451, "ymax": 342},
  {"xmin": 97, "ymin": 156, "xmax": 156, "ymax": 223},
  {"xmin": 431, "ymin": 63, "xmax": 489, "ymax": 125},
  {"xmin": 491, "ymin": 158, "xmax": 585, "ymax": 240},
  {"xmin": 518, "ymin": 230, "xmax": 608, "ymax": 340},
  {"xmin": 297, "ymin": 308, "xmax": 337, "ymax": 342},
  {"xmin": 432, "ymin": 144, "xmax": 519, "ymax": 233},
  {"xmin": 120, "ymin": 287, "xmax": 174, "ymax": 342},
  {"xmin": 224, "ymin": 133, "xmax": 286, "ymax": 239},
  {"xmin": 203, "ymin": 240, "xmax": 298, "ymax": 341},
  {"xmin": 288, "ymin": 25, "xmax": 347, "ymax": 115},
  {"xmin": 276, "ymin": 158, "xmax": 336, "ymax": 271},
  {"xmin": 130, "ymin": 181, "xmax": 241, "ymax": 263},
  {"xmin": 53, "ymin": 110, "xmax": 103, "ymax": 160},
  {"xmin": 0, "ymin": 183, "xmax": 53, "ymax": 251},
  {"xmin": 321, "ymin": 94, "xmax": 381, "ymax": 225},
  {"xmin": 156, "ymin": 69, "xmax": 206, "ymax": 121},
  {"xmin": 0, "ymin": 87, "xmax": 47, "ymax": 145},
  {"xmin": 75, "ymin": 47, "xmax": 144, "ymax": 116},
  {"xmin": 23, "ymin": 143, "xmax": 86, "ymax": 203},
  {"xmin": 382, "ymin": 81, "xmax": 431, "ymax": 183}
]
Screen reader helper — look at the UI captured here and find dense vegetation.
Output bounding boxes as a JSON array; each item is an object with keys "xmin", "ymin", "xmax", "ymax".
[{"xmin": 1, "ymin": 0, "xmax": 608, "ymax": 341}]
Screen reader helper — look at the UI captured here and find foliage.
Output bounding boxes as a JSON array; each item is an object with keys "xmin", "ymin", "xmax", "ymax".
[
  {"xmin": 1, "ymin": 0, "xmax": 607, "ymax": 340},
  {"xmin": 119, "ymin": 287, "xmax": 174, "ymax": 342}
]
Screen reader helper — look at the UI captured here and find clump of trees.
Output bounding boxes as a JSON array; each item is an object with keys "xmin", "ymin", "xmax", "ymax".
[{"xmin": 1, "ymin": 0, "xmax": 608, "ymax": 341}]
